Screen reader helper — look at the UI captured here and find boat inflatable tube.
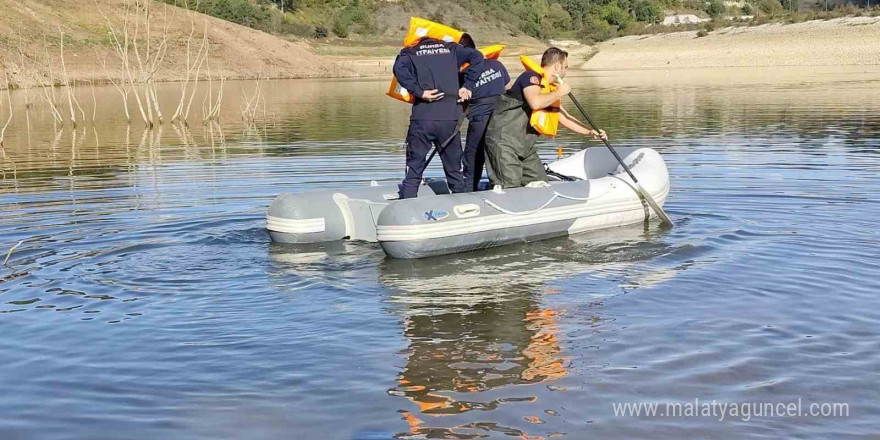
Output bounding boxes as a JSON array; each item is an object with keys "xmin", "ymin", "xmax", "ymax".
[
  {"xmin": 266, "ymin": 147, "xmax": 670, "ymax": 259},
  {"xmin": 377, "ymin": 147, "xmax": 669, "ymax": 258},
  {"xmin": 266, "ymin": 181, "xmax": 442, "ymax": 244}
]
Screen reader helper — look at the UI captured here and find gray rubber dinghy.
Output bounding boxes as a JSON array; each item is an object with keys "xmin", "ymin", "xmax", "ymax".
[{"xmin": 267, "ymin": 146, "xmax": 670, "ymax": 259}]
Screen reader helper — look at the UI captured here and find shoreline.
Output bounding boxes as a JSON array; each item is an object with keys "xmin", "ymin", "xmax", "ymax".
[
  {"xmin": 3, "ymin": 15, "xmax": 880, "ymax": 90},
  {"xmin": 583, "ymin": 17, "xmax": 880, "ymax": 70}
]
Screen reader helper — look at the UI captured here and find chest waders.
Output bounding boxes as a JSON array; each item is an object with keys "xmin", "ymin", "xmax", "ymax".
[{"xmin": 484, "ymin": 93, "xmax": 548, "ymax": 188}]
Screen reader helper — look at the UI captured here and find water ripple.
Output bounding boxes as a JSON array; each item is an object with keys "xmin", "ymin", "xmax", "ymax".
[{"xmin": 1, "ymin": 72, "xmax": 879, "ymax": 439}]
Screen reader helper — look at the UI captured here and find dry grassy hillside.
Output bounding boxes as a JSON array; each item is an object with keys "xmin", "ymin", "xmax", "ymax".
[
  {"xmin": 313, "ymin": 2, "xmax": 568, "ymax": 77},
  {"xmin": 0, "ymin": 0, "xmax": 357, "ymax": 88}
]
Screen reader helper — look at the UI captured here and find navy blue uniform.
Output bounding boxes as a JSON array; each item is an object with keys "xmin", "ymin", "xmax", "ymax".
[
  {"xmin": 393, "ymin": 38, "xmax": 484, "ymax": 198},
  {"xmin": 508, "ymin": 70, "xmax": 543, "ymax": 136},
  {"xmin": 508, "ymin": 70, "xmax": 541, "ymax": 102},
  {"xmin": 462, "ymin": 59, "xmax": 510, "ymax": 191},
  {"xmin": 468, "ymin": 59, "xmax": 510, "ymax": 116}
]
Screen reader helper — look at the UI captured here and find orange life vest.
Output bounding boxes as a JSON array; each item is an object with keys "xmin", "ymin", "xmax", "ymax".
[
  {"xmin": 459, "ymin": 44, "xmax": 505, "ymax": 71},
  {"xmin": 402, "ymin": 17, "xmax": 464, "ymax": 47},
  {"xmin": 387, "ymin": 18, "xmax": 464, "ymax": 104},
  {"xmin": 387, "ymin": 77, "xmax": 417, "ymax": 104},
  {"xmin": 520, "ymin": 55, "xmax": 560, "ymax": 137},
  {"xmin": 387, "ymin": 18, "xmax": 505, "ymax": 104}
]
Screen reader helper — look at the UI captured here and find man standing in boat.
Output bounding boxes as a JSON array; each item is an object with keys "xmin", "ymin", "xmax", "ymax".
[
  {"xmin": 458, "ymin": 34, "xmax": 510, "ymax": 192},
  {"xmin": 393, "ymin": 35, "xmax": 485, "ymax": 198},
  {"xmin": 485, "ymin": 47, "xmax": 607, "ymax": 189}
]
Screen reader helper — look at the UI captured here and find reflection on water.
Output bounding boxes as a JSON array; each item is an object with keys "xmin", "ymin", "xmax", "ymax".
[
  {"xmin": 377, "ymin": 226, "xmax": 692, "ymax": 438},
  {"xmin": 383, "ymin": 255, "xmax": 569, "ymax": 438},
  {"xmin": 2, "ymin": 67, "xmax": 880, "ymax": 439},
  {"xmin": 261, "ymin": 223, "xmax": 739, "ymax": 439}
]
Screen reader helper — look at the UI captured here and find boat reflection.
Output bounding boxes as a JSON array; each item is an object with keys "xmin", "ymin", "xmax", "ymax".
[
  {"xmin": 376, "ymin": 224, "xmax": 676, "ymax": 438},
  {"xmin": 267, "ymin": 223, "xmax": 676, "ymax": 438}
]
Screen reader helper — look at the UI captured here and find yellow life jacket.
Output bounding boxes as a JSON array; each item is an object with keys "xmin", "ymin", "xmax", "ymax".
[
  {"xmin": 402, "ymin": 17, "xmax": 464, "ymax": 47},
  {"xmin": 388, "ymin": 44, "xmax": 505, "ymax": 103},
  {"xmin": 387, "ymin": 76, "xmax": 417, "ymax": 104},
  {"xmin": 520, "ymin": 55, "xmax": 560, "ymax": 137},
  {"xmin": 388, "ymin": 18, "xmax": 463, "ymax": 104},
  {"xmin": 388, "ymin": 19, "xmax": 504, "ymax": 104},
  {"xmin": 459, "ymin": 44, "xmax": 505, "ymax": 72}
]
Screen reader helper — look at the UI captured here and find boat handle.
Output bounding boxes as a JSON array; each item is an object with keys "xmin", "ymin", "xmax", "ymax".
[{"xmin": 453, "ymin": 204, "xmax": 481, "ymax": 218}]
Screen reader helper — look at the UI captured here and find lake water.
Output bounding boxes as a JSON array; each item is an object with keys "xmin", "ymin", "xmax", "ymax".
[{"xmin": 1, "ymin": 67, "xmax": 879, "ymax": 439}]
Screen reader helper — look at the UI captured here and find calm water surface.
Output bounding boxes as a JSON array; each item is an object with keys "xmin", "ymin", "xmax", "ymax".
[{"xmin": 1, "ymin": 67, "xmax": 879, "ymax": 439}]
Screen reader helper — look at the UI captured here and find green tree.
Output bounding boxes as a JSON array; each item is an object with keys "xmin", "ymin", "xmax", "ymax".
[
  {"xmin": 274, "ymin": 0, "xmax": 296, "ymax": 13},
  {"xmin": 600, "ymin": 3, "xmax": 632, "ymax": 28},
  {"xmin": 544, "ymin": 3, "xmax": 573, "ymax": 31},
  {"xmin": 633, "ymin": 0, "xmax": 662, "ymax": 22},
  {"xmin": 756, "ymin": 0, "xmax": 784, "ymax": 13},
  {"xmin": 578, "ymin": 16, "xmax": 618, "ymax": 42},
  {"xmin": 332, "ymin": 16, "xmax": 350, "ymax": 37},
  {"xmin": 705, "ymin": 0, "xmax": 726, "ymax": 17}
]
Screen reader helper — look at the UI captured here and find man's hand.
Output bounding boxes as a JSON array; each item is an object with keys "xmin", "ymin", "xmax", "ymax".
[
  {"xmin": 421, "ymin": 89, "xmax": 444, "ymax": 102},
  {"xmin": 556, "ymin": 82, "xmax": 572, "ymax": 97},
  {"xmin": 590, "ymin": 129, "xmax": 608, "ymax": 141},
  {"xmin": 458, "ymin": 87, "xmax": 472, "ymax": 103}
]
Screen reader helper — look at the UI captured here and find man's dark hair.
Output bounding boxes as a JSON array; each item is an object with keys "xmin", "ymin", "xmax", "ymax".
[
  {"xmin": 541, "ymin": 47, "xmax": 569, "ymax": 67},
  {"xmin": 459, "ymin": 33, "xmax": 476, "ymax": 49}
]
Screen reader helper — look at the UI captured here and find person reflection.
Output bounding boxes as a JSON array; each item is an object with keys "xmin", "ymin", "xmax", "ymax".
[{"xmin": 380, "ymin": 254, "xmax": 568, "ymax": 438}]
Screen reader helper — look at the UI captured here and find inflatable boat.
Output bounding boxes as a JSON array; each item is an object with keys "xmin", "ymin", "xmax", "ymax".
[{"xmin": 266, "ymin": 146, "xmax": 670, "ymax": 259}]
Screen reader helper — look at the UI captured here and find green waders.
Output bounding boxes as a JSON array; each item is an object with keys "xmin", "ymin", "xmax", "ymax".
[{"xmin": 484, "ymin": 93, "xmax": 548, "ymax": 188}]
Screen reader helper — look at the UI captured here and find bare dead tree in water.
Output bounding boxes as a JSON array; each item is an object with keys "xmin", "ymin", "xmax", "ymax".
[
  {"xmin": 205, "ymin": 119, "xmax": 225, "ymax": 157},
  {"xmin": 96, "ymin": 5, "xmax": 134, "ymax": 124},
  {"xmin": 90, "ymin": 80, "xmax": 98, "ymax": 124},
  {"xmin": 3, "ymin": 29, "xmax": 36, "ymax": 141},
  {"xmin": 97, "ymin": 0, "xmax": 170, "ymax": 129},
  {"xmin": 5, "ymin": 29, "xmax": 37, "ymax": 111},
  {"xmin": 98, "ymin": 48, "xmax": 132, "ymax": 123},
  {"xmin": 70, "ymin": 126, "xmax": 79, "ymax": 175},
  {"xmin": 0, "ymin": 31, "xmax": 20, "ymax": 150},
  {"xmin": 58, "ymin": 29, "xmax": 83, "ymax": 128},
  {"xmin": 172, "ymin": 4, "xmax": 209, "ymax": 125},
  {"xmin": 240, "ymin": 75, "xmax": 266, "ymax": 125},
  {"xmin": 133, "ymin": 0, "xmax": 170, "ymax": 126},
  {"xmin": 0, "ymin": 71, "xmax": 12, "ymax": 148},
  {"xmin": 201, "ymin": 53, "xmax": 225, "ymax": 123},
  {"xmin": 183, "ymin": 2, "xmax": 211, "ymax": 124},
  {"xmin": 183, "ymin": 43, "xmax": 207, "ymax": 123},
  {"xmin": 37, "ymin": 38, "xmax": 65, "ymax": 126},
  {"xmin": 71, "ymin": 80, "xmax": 88, "ymax": 126},
  {"xmin": 99, "ymin": 0, "xmax": 144, "ymax": 126}
]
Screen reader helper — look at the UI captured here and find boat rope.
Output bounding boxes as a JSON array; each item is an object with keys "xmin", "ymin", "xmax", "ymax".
[{"xmin": 482, "ymin": 186, "xmax": 592, "ymax": 216}]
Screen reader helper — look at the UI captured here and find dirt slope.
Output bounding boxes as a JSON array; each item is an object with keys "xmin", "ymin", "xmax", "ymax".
[{"xmin": 0, "ymin": 0, "xmax": 357, "ymax": 88}]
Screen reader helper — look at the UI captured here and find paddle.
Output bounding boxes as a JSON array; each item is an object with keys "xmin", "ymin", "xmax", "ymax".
[{"xmin": 556, "ymin": 75, "xmax": 674, "ymax": 227}]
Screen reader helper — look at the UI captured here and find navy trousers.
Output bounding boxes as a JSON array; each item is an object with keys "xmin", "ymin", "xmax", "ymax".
[
  {"xmin": 463, "ymin": 98, "xmax": 499, "ymax": 192},
  {"xmin": 400, "ymin": 119, "xmax": 466, "ymax": 199},
  {"xmin": 463, "ymin": 112, "xmax": 492, "ymax": 192}
]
